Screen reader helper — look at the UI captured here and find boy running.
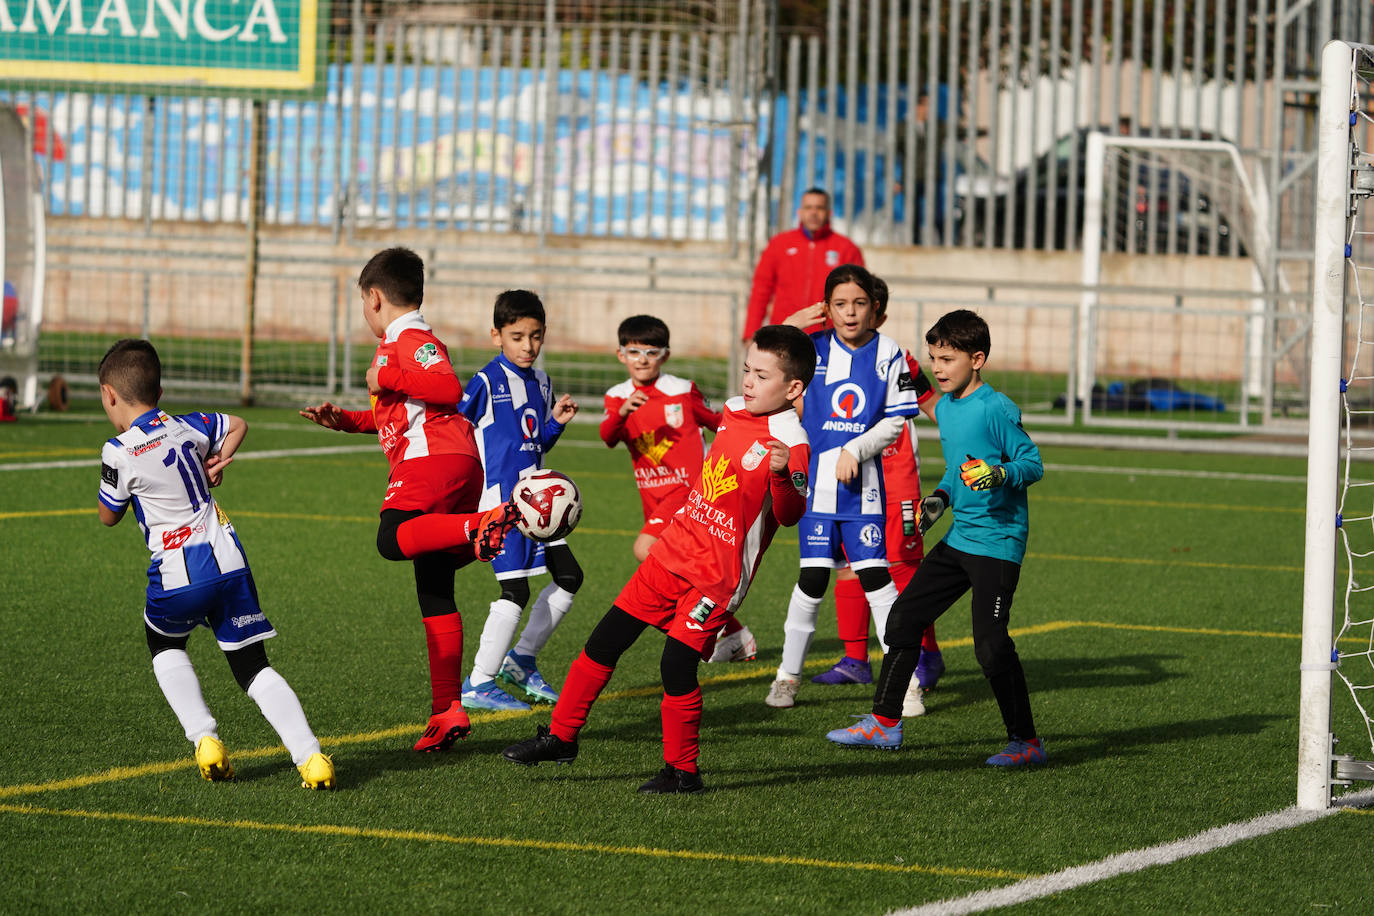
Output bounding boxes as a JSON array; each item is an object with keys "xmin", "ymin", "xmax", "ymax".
[
  {"xmin": 599, "ymin": 315, "xmax": 754, "ymax": 662},
  {"xmin": 300, "ymin": 247, "xmax": 519, "ymax": 753},
  {"xmin": 826, "ymin": 309, "xmax": 1046, "ymax": 766},
  {"xmin": 98, "ymin": 339, "xmax": 334, "ymax": 789},
  {"xmin": 456, "ymin": 290, "xmax": 582, "ymax": 711},
  {"xmin": 502, "ymin": 325, "xmax": 814, "ymax": 793}
]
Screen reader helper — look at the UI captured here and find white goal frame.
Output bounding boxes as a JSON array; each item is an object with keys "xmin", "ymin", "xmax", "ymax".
[
  {"xmin": 1299, "ymin": 39, "xmax": 1374, "ymax": 811},
  {"xmin": 1077, "ymin": 132, "xmax": 1275, "ymax": 419}
]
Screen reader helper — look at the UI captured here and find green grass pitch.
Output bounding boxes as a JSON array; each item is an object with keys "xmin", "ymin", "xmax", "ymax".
[{"xmin": 1, "ymin": 403, "xmax": 1370, "ymax": 914}]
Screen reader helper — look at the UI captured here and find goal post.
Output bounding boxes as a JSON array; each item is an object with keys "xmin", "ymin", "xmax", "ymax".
[{"xmin": 1299, "ymin": 38, "xmax": 1374, "ymax": 811}]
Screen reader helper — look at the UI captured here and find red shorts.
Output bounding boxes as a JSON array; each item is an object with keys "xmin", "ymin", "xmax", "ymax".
[
  {"xmin": 381, "ymin": 454, "xmax": 482, "ymax": 514},
  {"xmin": 614, "ymin": 553, "xmax": 731, "ymax": 655},
  {"xmin": 885, "ymin": 497, "xmax": 925, "ymax": 566},
  {"xmin": 639, "ymin": 487, "xmax": 690, "ymax": 539}
]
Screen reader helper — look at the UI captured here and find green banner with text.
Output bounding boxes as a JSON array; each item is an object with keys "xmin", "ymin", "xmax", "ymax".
[{"xmin": 0, "ymin": 0, "xmax": 327, "ymax": 95}]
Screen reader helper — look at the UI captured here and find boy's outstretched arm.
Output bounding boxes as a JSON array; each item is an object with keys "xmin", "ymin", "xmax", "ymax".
[{"xmin": 300, "ymin": 401, "xmax": 377, "ymax": 434}]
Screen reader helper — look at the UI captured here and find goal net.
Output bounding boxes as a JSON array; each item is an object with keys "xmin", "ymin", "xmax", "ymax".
[
  {"xmin": 1076, "ymin": 133, "xmax": 1275, "ymax": 424},
  {"xmin": 0, "ymin": 103, "xmax": 46, "ymax": 411},
  {"xmin": 1300, "ymin": 39, "xmax": 1374, "ymax": 810}
]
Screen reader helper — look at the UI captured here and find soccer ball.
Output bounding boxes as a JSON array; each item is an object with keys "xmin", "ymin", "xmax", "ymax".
[{"xmin": 512, "ymin": 469, "xmax": 583, "ymax": 542}]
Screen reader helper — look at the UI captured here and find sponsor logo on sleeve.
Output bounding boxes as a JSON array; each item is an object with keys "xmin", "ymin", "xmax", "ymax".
[
  {"xmin": 376, "ymin": 354, "xmax": 389, "ymax": 367},
  {"xmin": 792, "ymin": 470, "xmax": 809, "ymax": 495},
  {"xmin": 413, "ymin": 342, "xmax": 443, "ymax": 368},
  {"xmin": 897, "ymin": 371, "xmax": 916, "ymax": 391},
  {"xmin": 101, "ymin": 463, "xmax": 118, "ymax": 487}
]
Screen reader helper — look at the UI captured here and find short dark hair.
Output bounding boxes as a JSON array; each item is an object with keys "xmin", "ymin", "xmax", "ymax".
[
  {"xmin": 926, "ymin": 309, "xmax": 991, "ymax": 358},
  {"xmin": 801, "ymin": 187, "xmax": 831, "ymax": 206},
  {"xmin": 617, "ymin": 314, "xmax": 670, "ymax": 348},
  {"xmin": 871, "ymin": 275, "xmax": 889, "ymax": 318},
  {"xmin": 98, "ymin": 338, "xmax": 161, "ymax": 406},
  {"xmin": 823, "ymin": 263, "xmax": 877, "ymax": 305},
  {"xmin": 358, "ymin": 247, "xmax": 424, "ymax": 308},
  {"xmin": 752, "ymin": 324, "xmax": 815, "ymax": 388},
  {"xmin": 493, "ymin": 289, "xmax": 546, "ymax": 329}
]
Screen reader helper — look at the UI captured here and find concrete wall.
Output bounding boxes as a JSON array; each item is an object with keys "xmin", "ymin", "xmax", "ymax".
[{"xmin": 45, "ymin": 217, "xmax": 1272, "ymax": 382}]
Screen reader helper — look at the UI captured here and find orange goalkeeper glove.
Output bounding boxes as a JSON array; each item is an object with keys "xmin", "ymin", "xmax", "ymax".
[{"xmin": 960, "ymin": 454, "xmax": 1006, "ymax": 491}]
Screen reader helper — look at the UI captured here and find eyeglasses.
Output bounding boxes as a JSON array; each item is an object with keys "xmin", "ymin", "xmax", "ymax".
[{"xmin": 621, "ymin": 346, "xmax": 666, "ymax": 360}]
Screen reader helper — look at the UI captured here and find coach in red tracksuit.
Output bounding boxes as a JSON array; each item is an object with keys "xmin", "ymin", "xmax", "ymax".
[{"xmin": 742, "ymin": 187, "xmax": 864, "ymax": 341}]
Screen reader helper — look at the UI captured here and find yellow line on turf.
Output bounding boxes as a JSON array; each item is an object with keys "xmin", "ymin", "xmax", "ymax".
[
  {"xmin": 0, "ymin": 802, "xmax": 1028, "ymax": 880},
  {"xmin": 1036, "ymin": 494, "xmax": 1301, "ymax": 514},
  {"xmin": 1028, "ymin": 551, "xmax": 1302, "ymax": 574},
  {"xmin": 0, "ymin": 508, "xmax": 90, "ymax": 520}
]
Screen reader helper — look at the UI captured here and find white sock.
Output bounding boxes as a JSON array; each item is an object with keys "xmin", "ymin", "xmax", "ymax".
[
  {"xmin": 513, "ymin": 583, "xmax": 575, "ymax": 657},
  {"xmin": 779, "ymin": 584, "xmax": 822, "ymax": 679},
  {"xmin": 471, "ymin": 598, "xmax": 523, "ymax": 684},
  {"xmin": 151, "ymin": 649, "xmax": 217, "ymax": 745},
  {"xmin": 864, "ymin": 581, "xmax": 900, "ymax": 653},
  {"xmin": 245, "ymin": 666, "xmax": 321, "ymax": 766}
]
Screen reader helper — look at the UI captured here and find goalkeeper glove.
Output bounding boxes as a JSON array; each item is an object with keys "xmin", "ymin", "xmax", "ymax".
[
  {"xmin": 918, "ymin": 491, "xmax": 948, "ymax": 536},
  {"xmin": 960, "ymin": 454, "xmax": 1006, "ymax": 491}
]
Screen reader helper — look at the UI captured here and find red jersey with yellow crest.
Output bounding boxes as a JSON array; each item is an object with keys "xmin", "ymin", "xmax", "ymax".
[
  {"xmin": 648, "ymin": 397, "xmax": 810, "ymax": 611},
  {"xmin": 600, "ymin": 373, "xmax": 721, "ymax": 521}
]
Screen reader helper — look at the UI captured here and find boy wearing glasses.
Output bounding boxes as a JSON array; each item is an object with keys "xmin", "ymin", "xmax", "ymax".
[{"xmin": 599, "ymin": 316, "xmax": 754, "ymax": 663}]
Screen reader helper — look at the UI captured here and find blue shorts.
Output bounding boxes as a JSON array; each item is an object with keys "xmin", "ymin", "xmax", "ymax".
[
  {"xmin": 798, "ymin": 514, "xmax": 888, "ymax": 570},
  {"xmin": 144, "ymin": 571, "xmax": 277, "ymax": 650},
  {"xmin": 490, "ymin": 526, "xmax": 569, "ymax": 581}
]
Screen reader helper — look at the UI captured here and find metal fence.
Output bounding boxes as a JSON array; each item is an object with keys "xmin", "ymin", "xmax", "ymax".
[{"xmin": 5, "ymin": 0, "xmax": 1370, "ymax": 426}]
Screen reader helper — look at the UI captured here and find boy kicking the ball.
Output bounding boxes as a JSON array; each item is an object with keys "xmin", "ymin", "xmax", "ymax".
[
  {"xmin": 825, "ymin": 309, "xmax": 1046, "ymax": 766},
  {"xmin": 300, "ymin": 247, "xmax": 521, "ymax": 753},
  {"xmin": 502, "ymin": 325, "xmax": 813, "ymax": 793}
]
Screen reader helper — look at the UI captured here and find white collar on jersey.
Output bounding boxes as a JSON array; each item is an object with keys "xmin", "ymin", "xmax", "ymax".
[{"xmin": 383, "ymin": 309, "xmax": 432, "ymax": 343}]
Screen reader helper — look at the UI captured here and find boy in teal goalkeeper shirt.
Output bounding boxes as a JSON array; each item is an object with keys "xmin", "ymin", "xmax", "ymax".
[{"xmin": 825, "ymin": 308, "xmax": 1046, "ymax": 766}]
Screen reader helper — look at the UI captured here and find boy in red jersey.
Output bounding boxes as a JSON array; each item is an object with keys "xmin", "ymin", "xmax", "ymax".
[
  {"xmin": 503, "ymin": 325, "xmax": 815, "ymax": 793},
  {"xmin": 790, "ymin": 277, "xmax": 945, "ymax": 716},
  {"xmin": 599, "ymin": 315, "xmax": 755, "ymax": 662},
  {"xmin": 300, "ymin": 247, "xmax": 519, "ymax": 753}
]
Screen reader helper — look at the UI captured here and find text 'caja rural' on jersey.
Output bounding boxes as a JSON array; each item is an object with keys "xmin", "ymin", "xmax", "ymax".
[
  {"xmin": 600, "ymin": 373, "xmax": 721, "ymax": 521},
  {"xmin": 99, "ymin": 409, "xmax": 248, "ymax": 597},
  {"xmin": 332, "ymin": 311, "xmax": 478, "ymax": 479},
  {"xmin": 802, "ymin": 330, "xmax": 922, "ymax": 519},
  {"xmin": 649, "ymin": 397, "xmax": 810, "ymax": 611},
  {"xmin": 459, "ymin": 352, "xmax": 566, "ymax": 509}
]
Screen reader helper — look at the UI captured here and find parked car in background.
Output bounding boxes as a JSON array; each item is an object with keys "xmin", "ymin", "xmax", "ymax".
[{"xmin": 956, "ymin": 127, "xmax": 1241, "ymax": 255}]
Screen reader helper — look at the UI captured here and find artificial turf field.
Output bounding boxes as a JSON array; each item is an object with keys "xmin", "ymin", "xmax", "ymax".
[{"xmin": 2, "ymin": 402, "xmax": 1371, "ymax": 914}]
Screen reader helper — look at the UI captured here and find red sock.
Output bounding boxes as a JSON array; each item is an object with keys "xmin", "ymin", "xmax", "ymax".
[
  {"xmin": 921, "ymin": 626, "xmax": 939, "ymax": 652},
  {"xmin": 549, "ymin": 650, "xmax": 615, "ymax": 744},
  {"xmin": 661, "ymin": 688, "xmax": 703, "ymax": 773},
  {"xmin": 875, "ymin": 713, "xmax": 901, "ymax": 728},
  {"xmin": 396, "ymin": 512, "xmax": 487, "ymax": 557},
  {"xmin": 718, "ymin": 615, "xmax": 744, "ymax": 637},
  {"xmin": 834, "ymin": 577, "xmax": 869, "ymax": 661},
  {"xmin": 422, "ymin": 612, "xmax": 464, "ymax": 713}
]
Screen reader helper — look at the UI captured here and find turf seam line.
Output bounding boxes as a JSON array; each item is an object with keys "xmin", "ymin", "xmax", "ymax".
[{"xmin": 887, "ymin": 787, "xmax": 1374, "ymax": 916}]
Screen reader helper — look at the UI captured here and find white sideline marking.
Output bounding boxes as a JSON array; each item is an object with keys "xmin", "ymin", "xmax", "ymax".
[{"xmin": 891, "ymin": 787, "xmax": 1374, "ymax": 916}]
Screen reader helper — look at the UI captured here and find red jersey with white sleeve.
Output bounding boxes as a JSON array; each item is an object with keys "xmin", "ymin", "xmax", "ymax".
[
  {"xmin": 879, "ymin": 349, "xmax": 937, "ymax": 565},
  {"xmin": 333, "ymin": 311, "xmax": 479, "ymax": 476},
  {"xmin": 600, "ymin": 373, "xmax": 721, "ymax": 522},
  {"xmin": 649, "ymin": 396, "xmax": 810, "ymax": 611}
]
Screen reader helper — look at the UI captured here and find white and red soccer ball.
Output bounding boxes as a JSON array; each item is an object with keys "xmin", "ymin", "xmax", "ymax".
[{"xmin": 512, "ymin": 469, "xmax": 583, "ymax": 542}]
